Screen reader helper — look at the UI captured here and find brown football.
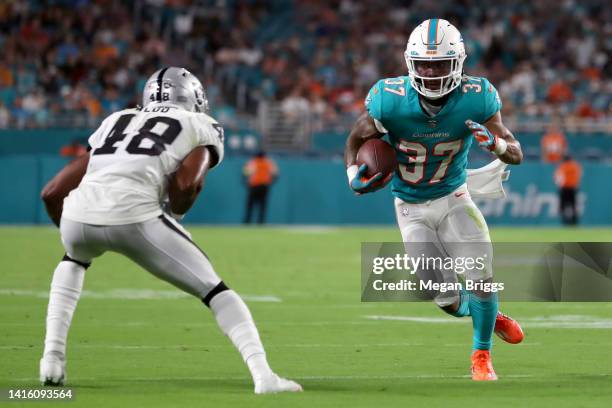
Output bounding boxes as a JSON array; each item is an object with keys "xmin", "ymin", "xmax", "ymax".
[{"xmin": 356, "ymin": 139, "xmax": 397, "ymax": 178}]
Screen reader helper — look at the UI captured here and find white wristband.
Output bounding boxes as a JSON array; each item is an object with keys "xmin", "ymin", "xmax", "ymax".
[
  {"xmin": 493, "ymin": 138, "xmax": 507, "ymax": 155},
  {"xmin": 347, "ymin": 165, "xmax": 359, "ymax": 183}
]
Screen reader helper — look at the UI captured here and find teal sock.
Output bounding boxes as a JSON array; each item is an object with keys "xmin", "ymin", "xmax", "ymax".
[
  {"xmin": 449, "ymin": 288, "xmax": 471, "ymax": 317},
  {"xmin": 469, "ymin": 292, "xmax": 498, "ymax": 350}
]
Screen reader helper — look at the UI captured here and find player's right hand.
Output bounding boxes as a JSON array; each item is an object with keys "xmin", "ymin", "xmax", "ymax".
[
  {"xmin": 347, "ymin": 164, "xmax": 392, "ymax": 195},
  {"xmin": 466, "ymin": 119, "xmax": 497, "ymax": 150}
]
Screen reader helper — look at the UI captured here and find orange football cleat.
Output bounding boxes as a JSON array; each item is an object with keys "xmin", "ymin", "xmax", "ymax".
[
  {"xmin": 494, "ymin": 312, "xmax": 524, "ymax": 344},
  {"xmin": 471, "ymin": 350, "xmax": 497, "ymax": 381}
]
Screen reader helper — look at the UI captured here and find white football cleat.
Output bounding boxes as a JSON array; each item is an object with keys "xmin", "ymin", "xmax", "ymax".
[
  {"xmin": 40, "ymin": 355, "xmax": 66, "ymax": 386},
  {"xmin": 254, "ymin": 373, "xmax": 303, "ymax": 394}
]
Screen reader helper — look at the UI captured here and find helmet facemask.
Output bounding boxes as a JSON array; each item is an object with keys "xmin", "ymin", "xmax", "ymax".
[
  {"xmin": 191, "ymin": 83, "xmax": 209, "ymax": 113},
  {"xmin": 405, "ymin": 54, "xmax": 466, "ymax": 99}
]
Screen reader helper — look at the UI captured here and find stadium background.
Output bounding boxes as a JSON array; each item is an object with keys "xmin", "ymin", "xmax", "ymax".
[{"xmin": 0, "ymin": 0, "xmax": 610, "ymax": 226}]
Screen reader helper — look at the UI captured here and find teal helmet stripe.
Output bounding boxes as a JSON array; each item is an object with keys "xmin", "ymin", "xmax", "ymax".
[{"xmin": 427, "ymin": 18, "xmax": 439, "ymax": 50}]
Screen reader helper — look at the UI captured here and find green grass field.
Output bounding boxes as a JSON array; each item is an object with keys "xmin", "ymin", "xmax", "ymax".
[{"xmin": 2, "ymin": 226, "xmax": 612, "ymax": 407}]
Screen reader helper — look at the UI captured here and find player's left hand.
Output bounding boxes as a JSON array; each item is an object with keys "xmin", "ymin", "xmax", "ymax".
[
  {"xmin": 466, "ymin": 120, "xmax": 498, "ymax": 152},
  {"xmin": 161, "ymin": 200, "xmax": 185, "ymax": 221},
  {"xmin": 348, "ymin": 164, "xmax": 392, "ymax": 195}
]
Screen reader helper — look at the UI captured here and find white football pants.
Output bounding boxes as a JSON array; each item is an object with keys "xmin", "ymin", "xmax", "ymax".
[{"xmin": 394, "ymin": 183, "xmax": 493, "ymax": 306}]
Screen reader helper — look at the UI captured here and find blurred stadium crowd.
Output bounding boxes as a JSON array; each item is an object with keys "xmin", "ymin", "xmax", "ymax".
[{"xmin": 0, "ymin": 0, "xmax": 610, "ymax": 132}]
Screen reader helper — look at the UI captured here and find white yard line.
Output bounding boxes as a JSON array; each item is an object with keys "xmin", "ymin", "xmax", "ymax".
[
  {"xmin": 279, "ymin": 225, "xmax": 339, "ymax": 233},
  {"xmin": 1, "ymin": 321, "xmax": 380, "ymax": 328},
  {"xmin": 0, "ymin": 288, "xmax": 281, "ymax": 302},
  {"xmin": 13, "ymin": 373, "xmax": 535, "ymax": 382},
  {"xmin": 0, "ymin": 343, "xmax": 424, "ymax": 350},
  {"xmin": 364, "ymin": 314, "xmax": 612, "ymax": 329},
  {"xmin": 1, "ymin": 342, "xmax": 547, "ymax": 350},
  {"xmin": 365, "ymin": 315, "xmax": 465, "ymax": 324}
]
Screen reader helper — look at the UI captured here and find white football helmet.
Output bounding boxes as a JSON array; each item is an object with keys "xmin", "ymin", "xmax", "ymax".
[
  {"xmin": 142, "ymin": 67, "xmax": 209, "ymax": 113},
  {"xmin": 404, "ymin": 19, "xmax": 466, "ymax": 99}
]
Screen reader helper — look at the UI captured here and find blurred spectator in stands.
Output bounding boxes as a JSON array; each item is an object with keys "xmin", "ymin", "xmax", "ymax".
[
  {"xmin": 0, "ymin": 102, "xmax": 10, "ymax": 128},
  {"xmin": 93, "ymin": 34, "xmax": 119, "ymax": 67},
  {"xmin": 575, "ymin": 98, "xmax": 601, "ymax": 119},
  {"xmin": 541, "ymin": 124, "xmax": 568, "ymax": 163},
  {"xmin": 0, "ymin": 63, "xmax": 14, "ymax": 88},
  {"xmin": 309, "ymin": 93, "xmax": 335, "ymax": 131},
  {"xmin": 554, "ymin": 155, "xmax": 582, "ymax": 226},
  {"xmin": 281, "ymin": 88, "xmax": 310, "ymax": 122},
  {"xmin": 100, "ymin": 86, "xmax": 125, "ymax": 115},
  {"xmin": 499, "ymin": 62, "xmax": 536, "ymax": 105},
  {"xmin": 142, "ymin": 32, "xmax": 166, "ymax": 60},
  {"xmin": 10, "ymin": 97, "xmax": 27, "ymax": 129},
  {"xmin": 22, "ymin": 88, "xmax": 48, "ymax": 127},
  {"xmin": 60, "ymin": 139, "xmax": 87, "ymax": 158},
  {"xmin": 56, "ymin": 34, "xmax": 80, "ymax": 65},
  {"xmin": 15, "ymin": 64, "xmax": 36, "ymax": 94},
  {"xmin": 243, "ymin": 151, "xmax": 278, "ymax": 225},
  {"xmin": 215, "ymin": 40, "xmax": 262, "ymax": 67},
  {"xmin": 0, "ymin": 0, "xmax": 610, "ymax": 131},
  {"xmin": 547, "ymin": 80, "xmax": 573, "ymax": 104}
]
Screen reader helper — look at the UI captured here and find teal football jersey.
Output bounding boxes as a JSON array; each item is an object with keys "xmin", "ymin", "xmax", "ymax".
[{"xmin": 365, "ymin": 75, "xmax": 502, "ymax": 203}]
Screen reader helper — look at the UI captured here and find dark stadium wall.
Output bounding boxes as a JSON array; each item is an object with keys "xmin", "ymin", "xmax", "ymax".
[{"xmin": 1, "ymin": 156, "xmax": 611, "ymax": 226}]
